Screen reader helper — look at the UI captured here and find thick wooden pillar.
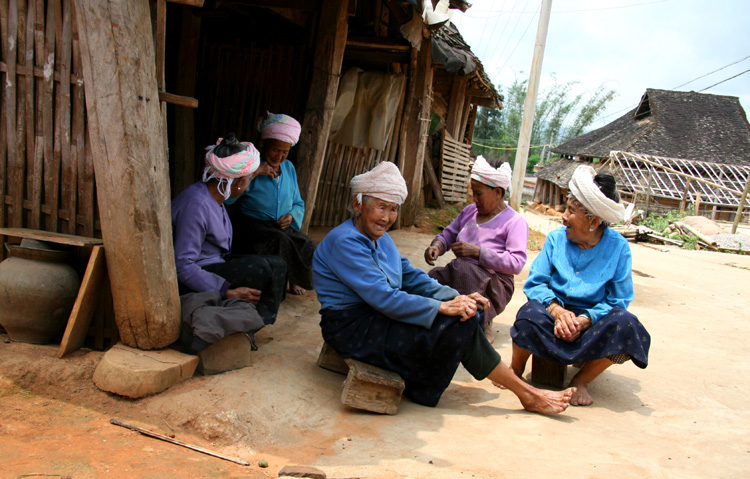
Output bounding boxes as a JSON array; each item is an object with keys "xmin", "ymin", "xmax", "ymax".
[
  {"xmin": 399, "ymin": 38, "xmax": 434, "ymax": 226},
  {"xmin": 297, "ymin": 0, "xmax": 348, "ymax": 233},
  {"xmin": 74, "ymin": 0, "xmax": 180, "ymax": 350}
]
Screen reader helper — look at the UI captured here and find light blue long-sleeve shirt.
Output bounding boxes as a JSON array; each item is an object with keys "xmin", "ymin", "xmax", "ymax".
[
  {"xmin": 523, "ymin": 227, "xmax": 634, "ymax": 323},
  {"xmin": 313, "ymin": 219, "xmax": 459, "ymax": 329},
  {"xmin": 225, "ymin": 160, "xmax": 305, "ymax": 230}
]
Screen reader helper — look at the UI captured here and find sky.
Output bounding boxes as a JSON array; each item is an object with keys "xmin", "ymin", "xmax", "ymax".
[{"xmin": 450, "ymin": 0, "xmax": 750, "ymax": 131}]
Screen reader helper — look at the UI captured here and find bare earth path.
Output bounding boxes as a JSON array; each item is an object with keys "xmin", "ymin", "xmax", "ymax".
[{"xmin": 2, "ymin": 211, "xmax": 750, "ymax": 478}]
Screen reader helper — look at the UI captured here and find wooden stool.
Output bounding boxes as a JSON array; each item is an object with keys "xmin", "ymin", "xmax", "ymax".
[
  {"xmin": 531, "ymin": 355, "xmax": 567, "ymax": 388},
  {"xmin": 317, "ymin": 343, "xmax": 405, "ymax": 415}
]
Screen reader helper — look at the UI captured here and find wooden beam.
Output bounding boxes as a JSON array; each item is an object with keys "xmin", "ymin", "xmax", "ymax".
[
  {"xmin": 158, "ymin": 91, "xmax": 199, "ymax": 108},
  {"xmin": 167, "ymin": 0, "xmax": 204, "ymax": 6},
  {"xmin": 399, "ymin": 39, "xmax": 434, "ymax": 226},
  {"xmin": 0, "ymin": 227, "xmax": 103, "ymax": 247},
  {"xmin": 75, "ymin": 0, "xmax": 181, "ymax": 350},
  {"xmin": 346, "ymin": 38, "xmax": 410, "ymax": 51},
  {"xmin": 58, "ymin": 245, "xmax": 107, "ymax": 358},
  {"xmin": 297, "ymin": 0, "xmax": 348, "ymax": 233}
]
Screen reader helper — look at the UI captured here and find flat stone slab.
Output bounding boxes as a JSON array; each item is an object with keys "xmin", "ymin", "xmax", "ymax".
[
  {"xmin": 197, "ymin": 333, "xmax": 255, "ymax": 375},
  {"xmin": 278, "ymin": 465, "xmax": 327, "ymax": 479},
  {"xmin": 93, "ymin": 342, "xmax": 198, "ymax": 398}
]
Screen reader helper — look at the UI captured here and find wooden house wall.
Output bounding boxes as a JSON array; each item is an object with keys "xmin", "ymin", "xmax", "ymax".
[{"xmin": 0, "ymin": 0, "xmax": 98, "ymax": 243}]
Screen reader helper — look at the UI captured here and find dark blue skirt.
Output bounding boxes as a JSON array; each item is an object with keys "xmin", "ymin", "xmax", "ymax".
[
  {"xmin": 511, "ymin": 300, "xmax": 650, "ymax": 369},
  {"xmin": 320, "ymin": 304, "xmax": 484, "ymax": 407}
]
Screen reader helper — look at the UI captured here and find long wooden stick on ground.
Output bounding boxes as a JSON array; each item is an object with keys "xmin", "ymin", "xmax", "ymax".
[{"xmin": 110, "ymin": 418, "xmax": 250, "ymax": 466}]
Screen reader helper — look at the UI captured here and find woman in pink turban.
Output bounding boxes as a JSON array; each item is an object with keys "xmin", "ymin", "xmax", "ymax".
[
  {"xmin": 171, "ymin": 134, "xmax": 287, "ymax": 351},
  {"xmin": 227, "ymin": 113, "xmax": 316, "ymax": 296},
  {"xmin": 424, "ymin": 156, "xmax": 529, "ymax": 344}
]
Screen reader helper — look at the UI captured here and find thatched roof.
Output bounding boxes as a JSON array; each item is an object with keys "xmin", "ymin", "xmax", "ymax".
[
  {"xmin": 431, "ymin": 21, "xmax": 502, "ymax": 108},
  {"xmin": 552, "ymin": 89, "xmax": 750, "ymax": 166},
  {"xmin": 534, "ymin": 158, "xmax": 615, "ymax": 188}
]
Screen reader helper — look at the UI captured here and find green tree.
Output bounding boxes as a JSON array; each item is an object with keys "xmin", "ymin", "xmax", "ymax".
[{"xmin": 472, "ymin": 76, "xmax": 616, "ymax": 166}]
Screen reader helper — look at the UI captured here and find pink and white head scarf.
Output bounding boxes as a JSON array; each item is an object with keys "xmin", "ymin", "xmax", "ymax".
[
  {"xmin": 259, "ymin": 112, "xmax": 301, "ymax": 146},
  {"xmin": 350, "ymin": 161, "xmax": 408, "ymax": 205},
  {"xmin": 470, "ymin": 155, "xmax": 512, "ymax": 193},
  {"xmin": 203, "ymin": 139, "xmax": 261, "ymax": 199}
]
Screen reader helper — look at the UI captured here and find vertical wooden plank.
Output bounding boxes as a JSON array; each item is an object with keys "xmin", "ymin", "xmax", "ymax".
[
  {"xmin": 446, "ymin": 75, "xmax": 467, "ymax": 142},
  {"xmin": 0, "ymin": 1, "xmax": 9, "ymax": 234},
  {"xmin": 75, "ymin": 0, "xmax": 180, "ymax": 350},
  {"xmin": 56, "ymin": 0, "xmax": 74, "ymax": 233},
  {"xmin": 70, "ymin": 0, "xmax": 87, "ymax": 235},
  {"xmin": 399, "ymin": 37, "xmax": 433, "ymax": 226},
  {"xmin": 297, "ymin": 0, "xmax": 348, "ymax": 233},
  {"xmin": 41, "ymin": 0, "xmax": 56, "ymax": 230},
  {"xmin": 28, "ymin": 0, "xmax": 44, "ymax": 229},
  {"xmin": 3, "ymin": 0, "xmax": 21, "ymax": 227},
  {"xmin": 23, "ymin": 0, "xmax": 36, "ymax": 227},
  {"xmin": 15, "ymin": 0, "xmax": 27, "ymax": 227},
  {"xmin": 172, "ymin": 5, "xmax": 201, "ymax": 195}
]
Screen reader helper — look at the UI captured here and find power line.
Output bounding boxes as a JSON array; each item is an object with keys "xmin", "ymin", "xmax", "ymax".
[
  {"xmin": 460, "ymin": 0, "xmax": 669, "ymax": 16},
  {"xmin": 698, "ymin": 68, "xmax": 750, "ymax": 92},
  {"xmin": 672, "ymin": 54, "xmax": 750, "ymax": 89}
]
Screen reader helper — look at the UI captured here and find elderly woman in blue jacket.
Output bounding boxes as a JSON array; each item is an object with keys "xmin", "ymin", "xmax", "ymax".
[{"xmin": 313, "ymin": 161, "xmax": 574, "ymax": 413}]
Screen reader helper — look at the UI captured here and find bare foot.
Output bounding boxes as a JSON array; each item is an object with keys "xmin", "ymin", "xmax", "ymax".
[
  {"xmin": 569, "ymin": 380, "xmax": 593, "ymax": 406},
  {"xmin": 289, "ymin": 284, "xmax": 306, "ymax": 295},
  {"xmin": 519, "ymin": 387, "xmax": 576, "ymax": 414}
]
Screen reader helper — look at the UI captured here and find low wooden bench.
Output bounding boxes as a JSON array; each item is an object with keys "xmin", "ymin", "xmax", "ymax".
[
  {"xmin": 317, "ymin": 342, "xmax": 405, "ymax": 415},
  {"xmin": 531, "ymin": 355, "xmax": 567, "ymax": 388}
]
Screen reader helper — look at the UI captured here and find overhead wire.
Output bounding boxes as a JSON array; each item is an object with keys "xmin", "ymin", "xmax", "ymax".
[
  {"xmin": 672, "ymin": 54, "xmax": 750, "ymax": 89},
  {"xmin": 698, "ymin": 68, "xmax": 750, "ymax": 92}
]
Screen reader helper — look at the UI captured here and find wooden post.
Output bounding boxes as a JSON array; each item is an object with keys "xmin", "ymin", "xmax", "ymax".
[
  {"xmin": 173, "ymin": 5, "xmax": 202, "ymax": 195},
  {"xmin": 74, "ymin": 0, "xmax": 181, "ymax": 350},
  {"xmin": 398, "ymin": 37, "xmax": 434, "ymax": 227},
  {"xmin": 296, "ymin": 0, "xmax": 348, "ymax": 234},
  {"xmin": 679, "ymin": 178, "xmax": 692, "ymax": 213},
  {"xmin": 644, "ymin": 170, "xmax": 653, "ymax": 217},
  {"xmin": 695, "ymin": 192, "xmax": 701, "ymax": 216},
  {"xmin": 731, "ymin": 173, "xmax": 750, "ymax": 234},
  {"xmin": 445, "ymin": 75, "xmax": 467, "ymax": 140},
  {"xmin": 510, "ymin": 0, "xmax": 552, "ymax": 210}
]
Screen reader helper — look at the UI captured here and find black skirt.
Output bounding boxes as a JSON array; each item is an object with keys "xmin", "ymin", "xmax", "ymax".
[
  {"xmin": 511, "ymin": 300, "xmax": 650, "ymax": 368},
  {"xmin": 320, "ymin": 304, "xmax": 485, "ymax": 407},
  {"xmin": 233, "ymin": 216, "xmax": 315, "ymax": 290}
]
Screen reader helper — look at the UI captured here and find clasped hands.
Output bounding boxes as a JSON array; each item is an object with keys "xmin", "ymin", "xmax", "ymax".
[
  {"xmin": 225, "ymin": 287, "xmax": 261, "ymax": 304},
  {"xmin": 548, "ymin": 303, "xmax": 591, "ymax": 342},
  {"xmin": 439, "ymin": 293, "xmax": 490, "ymax": 321}
]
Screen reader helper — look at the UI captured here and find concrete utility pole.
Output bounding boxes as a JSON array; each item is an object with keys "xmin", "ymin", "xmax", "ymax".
[{"xmin": 510, "ymin": 0, "xmax": 553, "ymax": 210}]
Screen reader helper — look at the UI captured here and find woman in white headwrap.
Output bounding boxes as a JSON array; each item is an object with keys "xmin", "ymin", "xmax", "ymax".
[
  {"xmin": 171, "ymin": 134, "xmax": 288, "ymax": 349},
  {"xmin": 313, "ymin": 162, "xmax": 574, "ymax": 413},
  {"xmin": 424, "ymin": 156, "xmax": 528, "ymax": 344},
  {"xmin": 227, "ymin": 112, "xmax": 316, "ymax": 295},
  {"xmin": 510, "ymin": 165, "xmax": 651, "ymax": 406}
]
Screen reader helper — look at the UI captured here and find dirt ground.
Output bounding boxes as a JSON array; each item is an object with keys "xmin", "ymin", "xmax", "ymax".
[{"xmin": 2, "ymin": 210, "xmax": 750, "ymax": 479}]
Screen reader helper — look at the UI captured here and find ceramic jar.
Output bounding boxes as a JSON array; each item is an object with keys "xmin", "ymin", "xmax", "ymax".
[{"xmin": 0, "ymin": 239, "xmax": 80, "ymax": 343}]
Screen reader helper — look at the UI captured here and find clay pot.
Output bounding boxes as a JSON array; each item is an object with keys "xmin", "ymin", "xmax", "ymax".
[{"xmin": 0, "ymin": 239, "xmax": 80, "ymax": 343}]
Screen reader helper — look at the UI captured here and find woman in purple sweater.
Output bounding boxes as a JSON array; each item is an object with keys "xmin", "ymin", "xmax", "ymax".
[
  {"xmin": 424, "ymin": 156, "xmax": 528, "ymax": 343},
  {"xmin": 171, "ymin": 134, "xmax": 286, "ymax": 326}
]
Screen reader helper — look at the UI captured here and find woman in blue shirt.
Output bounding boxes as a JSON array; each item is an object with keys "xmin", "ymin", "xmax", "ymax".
[
  {"xmin": 227, "ymin": 113, "xmax": 315, "ymax": 296},
  {"xmin": 511, "ymin": 165, "xmax": 651, "ymax": 406},
  {"xmin": 314, "ymin": 162, "xmax": 574, "ymax": 413}
]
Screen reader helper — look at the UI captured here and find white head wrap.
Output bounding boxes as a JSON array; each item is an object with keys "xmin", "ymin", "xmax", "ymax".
[
  {"xmin": 568, "ymin": 165, "xmax": 625, "ymax": 224},
  {"xmin": 470, "ymin": 155, "xmax": 512, "ymax": 193},
  {"xmin": 350, "ymin": 161, "xmax": 408, "ymax": 205}
]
